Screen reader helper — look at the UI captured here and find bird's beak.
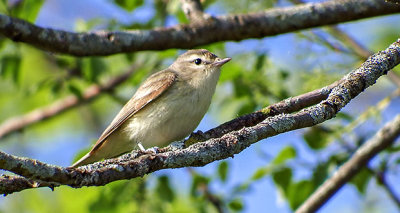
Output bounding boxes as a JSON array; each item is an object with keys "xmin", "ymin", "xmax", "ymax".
[{"xmin": 213, "ymin": 57, "xmax": 231, "ymax": 67}]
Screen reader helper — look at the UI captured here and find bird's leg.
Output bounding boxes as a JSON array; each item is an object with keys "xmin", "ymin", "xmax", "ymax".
[
  {"xmin": 137, "ymin": 142, "xmax": 146, "ymax": 152},
  {"xmin": 137, "ymin": 142, "xmax": 159, "ymax": 153}
]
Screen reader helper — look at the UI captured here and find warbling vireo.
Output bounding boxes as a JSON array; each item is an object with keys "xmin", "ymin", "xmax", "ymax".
[{"xmin": 71, "ymin": 49, "xmax": 231, "ymax": 167}]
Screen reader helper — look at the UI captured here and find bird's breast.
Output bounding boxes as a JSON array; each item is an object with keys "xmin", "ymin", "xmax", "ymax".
[{"xmin": 122, "ymin": 79, "xmax": 216, "ymax": 147}]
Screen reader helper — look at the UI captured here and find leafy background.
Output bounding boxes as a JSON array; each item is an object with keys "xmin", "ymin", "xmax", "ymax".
[{"xmin": 1, "ymin": 0, "xmax": 400, "ymax": 212}]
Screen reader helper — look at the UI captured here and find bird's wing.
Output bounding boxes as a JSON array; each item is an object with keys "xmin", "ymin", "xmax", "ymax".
[{"xmin": 89, "ymin": 70, "xmax": 177, "ymax": 153}]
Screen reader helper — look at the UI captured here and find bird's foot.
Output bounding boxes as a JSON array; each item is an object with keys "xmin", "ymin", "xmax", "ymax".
[
  {"xmin": 137, "ymin": 142, "xmax": 146, "ymax": 152},
  {"xmin": 146, "ymin": 146, "xmax": 159, "ymax": 154},
  {"xmin": 137, "ymin": 142, "xmax": 159, "ymax": 154}
]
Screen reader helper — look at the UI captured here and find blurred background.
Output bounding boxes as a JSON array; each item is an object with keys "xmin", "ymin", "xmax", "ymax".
[{"xmin": 0, "ymin": 0, "xmax": 400, "ymax": 212}]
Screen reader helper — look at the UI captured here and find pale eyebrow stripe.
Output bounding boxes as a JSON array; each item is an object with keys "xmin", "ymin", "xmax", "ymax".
[
  {"xmin": 188, "ymin": 54, "xmax": 203, "ymax": 61},
  {"xmin": 186, "ymin": 53, "xmax": 214, "ymax": 64}
]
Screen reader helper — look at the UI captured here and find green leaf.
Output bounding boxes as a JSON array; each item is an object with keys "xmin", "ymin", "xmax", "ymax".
[
  {"xmin": 124, "ymin": 53, "xmax": 135, "ymax": 63},
  {"xmin": 311, "ymin": 163, "xmax": 329, "ymax": 186},
  {"xmin": 237, "ymin": 98, "xmax": 257, "ymax": 116},
  {"xmin": 233, "ymin": 76, "xmax": 252, "ymax": 97},
  {"xmin": 50, "ymin": 80, "xmax": 63, "ymax": 95},
  {"xmin": 82, "ymin": 57, "xmax": 107, "ymax": 83},
  {"xmin": 254, "ymin": 54, "xmax": 267, "ymax": 72},
  {"xmin": 386, "ymin": 145, "xmax": 400, "ymax": 153},
  {"xmin": 217, "ymin": 161, "xmax": 229, "ymax": 182},
  {"xmin": 272, "ymin": 167, "xmax": 292, "ymax": 196},
  {"xmin": 287, "ymin": 180, "xmax": 315, "ymax": 210},
  {"xmin": 156, "ymin": 175, "xmax": 175, "ymax": 202},
  {"xmin": 89, "ymin": 179, "xmax": 146, "ymax": 212},
  {"xmin": 233, "ymin": 182, "xmax": 251, "ymax": 194},
  {"xmin": 10, "ymin": 0, "xmax": 45, "ymax": 22},
  {"xmin": 278, "ymin": 69, "xmax": 289, "ymax": 80},
  {"xmin": 219, "ymin": 62, "xmax": 242, "ymax": 82},
  {"xmin": 0, "ymin": 1, "xmax": 6, "ymax": 14},
  {"xmin": 329, "ymin": 152, "xmax": 349, "ymax": 166},
  {"xmin": 251, "ymin": 167, "xmax": 269, "ymax": 181},
  {"xmin": 114, "ymin": 0, "xmax": 144, "ymax": 11},
  {"xmin": 350, "ymin": 168, "xmax": 371, "ymax": 194},
  {"xmin": 68, "ymin": 82, "xmax": 83, "ymax": 99},
  {"xmin": 272, "ymin": 146, "xmax": 297, "ymax": 165},
  {"xmin": 90, "ymin": 57, "xmax": 106, "ymax": 82},
  {"xmin": 336, "ymin": 112, "xmax": 353, "ymax": 122},
  {"xmin": 263, "ymin": 0, "xmax": 278, "ymax": 8},
  {"xmin": 175, "ymin": 10, "xmax": 189, "ymax": 24},
  {"xmin": 303, "ymin": 126, "xmax": 331, "ymax": 150},
  {"xmin": 190, "ymin": 174, "xmax": 210, "ymax": 197},
  {"xmin": 54, "ymin": 56, "xmax": 75, "ymax": 69},
  {"xmin": 75, "ymin": 18, "xmax": 104, "ymax": 32},
  {"xmin": 0, "ymin": 55, "xmax": 21, "ymax": 83},
  {"xmin": 228, "ymin": 198, "xmax": 244, "ymax": 211}
]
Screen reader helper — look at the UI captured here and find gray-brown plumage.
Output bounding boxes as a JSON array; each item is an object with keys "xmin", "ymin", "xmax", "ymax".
[{"xmin": 71, "ymin": 49, "xmax": 230, "ymax": 167}]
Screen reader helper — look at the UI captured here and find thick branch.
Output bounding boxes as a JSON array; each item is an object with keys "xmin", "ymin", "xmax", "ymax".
[
  {"xmin": 0, "ymin": 67, "xmax": 135, "ymax": 139},
  {"xmin": 185, "ymin": 80, "xmax": 342, "ymax": 145},
  {"xmin": 0, "ymin": 38, "xmax": 399, "ymax": 195},
  {"xmin": 0, "ymin": 0, "xmax": 399, "ymax": 56},
  {"xmin": 295, "ymin": 114, "xmax": 400, "ymax": 213}
]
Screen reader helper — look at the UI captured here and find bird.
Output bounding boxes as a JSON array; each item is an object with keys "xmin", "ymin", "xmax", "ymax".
[{"xmin": 71, "ymin": 49, "xmax": 231, "ymax": 167}]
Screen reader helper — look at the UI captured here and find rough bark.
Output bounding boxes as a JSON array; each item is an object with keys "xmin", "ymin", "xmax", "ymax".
[
  {"xmin": 1, "ymin": 38, "xmax": 399, "ymax": 195},
  {"xmin": 0, "ymin": 0, "xmax": 398, "ymax": 56}
]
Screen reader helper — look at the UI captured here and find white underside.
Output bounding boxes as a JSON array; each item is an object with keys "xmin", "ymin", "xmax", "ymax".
[{"xmin": 98, "ymin": 70, "xmax": 220, "ymax": 159}]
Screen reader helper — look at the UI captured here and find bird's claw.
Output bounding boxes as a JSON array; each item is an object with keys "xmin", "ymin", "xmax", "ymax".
[{"xmin": 146, "ymin": 147, "xmax": 159, "ymax": 154}]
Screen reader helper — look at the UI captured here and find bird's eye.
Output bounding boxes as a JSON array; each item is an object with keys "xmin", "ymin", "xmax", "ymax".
[{"xmin": 194, "ymin": 58, "xmax": 202, "ymax": 65}]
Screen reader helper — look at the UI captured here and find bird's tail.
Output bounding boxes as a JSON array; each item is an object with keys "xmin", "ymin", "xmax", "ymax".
[{"xmin": 70, "ymin": 152, "xmax": 100, "ymax": 168}]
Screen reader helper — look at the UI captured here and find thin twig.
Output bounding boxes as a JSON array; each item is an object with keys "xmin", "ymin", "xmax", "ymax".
[
  {"xmin": 374, "ymin": 167, "xmax": 400, "ymax": 209},
  {"xmin": 327, "ymin": 26, "xmax": 400, "ymax": 88},
  {"xmin": 290, "ymin": 0, "xmax": 400, "ymax": 88}
]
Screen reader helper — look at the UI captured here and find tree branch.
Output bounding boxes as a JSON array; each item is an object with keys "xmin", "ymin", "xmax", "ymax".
[
  {"xmin": 180, "ymin": 0, "xmax": 210, "ymax": 23},
  {"xmin": 0, "ymin": 0, "xmax": 399, "ymax": 56},
  {"xmin": 185, "ymin": 79, "xmax": 342, "ymax": 146},
  {"xmin": 327, "ymin": 26, "xmax": 400, "ymax": 88},
  {"xmin": 0, "ymin": 174, "xmax": 59, "ymax": 195},
  {"xmin": 295, "ymin": 114, "xmax": 400, "ymax": 213},
  {"xmin": 290, "ymin": 0, "xmax": 400, "ymax": 88},
  {"xmin": 0, "ymin": 38, "xmax": 399, "ymax": 195},
  {"xmin": 0, "ymin": 67, "xmax": 136, "ymax": 139}
]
